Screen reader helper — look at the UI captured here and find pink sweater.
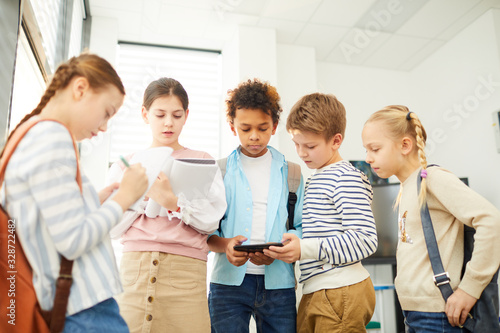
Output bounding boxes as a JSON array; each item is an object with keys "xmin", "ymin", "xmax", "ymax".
[{"xmin": 121, "ymin": 148, "xmax": 213, "ymax": 261}]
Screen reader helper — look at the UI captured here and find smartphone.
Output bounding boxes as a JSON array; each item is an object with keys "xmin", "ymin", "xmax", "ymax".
[{"xmin": 233, "ymin": 242, "xmax": 284, "ymax": 253}]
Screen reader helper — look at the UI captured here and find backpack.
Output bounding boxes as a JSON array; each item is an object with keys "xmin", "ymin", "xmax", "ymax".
[
  {"xmin": 417, "ymin": 167, "xmax": 500, "ymax": 332},
  {"xmin": 0, "ymin": 118, "xmax": 81, "ymax": 333},
  {"xmin": 217, "ymin": 157, "xmax": 301, "ymax": 230}
]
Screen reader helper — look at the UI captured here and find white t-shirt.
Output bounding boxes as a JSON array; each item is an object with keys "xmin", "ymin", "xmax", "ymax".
[{"xmin": 240, "ymin": 150, "xmax": 272, "ymax": 275}]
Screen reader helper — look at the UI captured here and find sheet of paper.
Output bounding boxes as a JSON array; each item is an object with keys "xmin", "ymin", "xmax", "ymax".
[{"xmin": 127, "ymin": 146, "xmax": 173, "ymax": 210}]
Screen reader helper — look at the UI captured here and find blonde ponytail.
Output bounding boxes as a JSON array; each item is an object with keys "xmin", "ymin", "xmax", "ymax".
[{"xmin": 407, "ymin": 112, "xmax": 428, "ymax": 206}]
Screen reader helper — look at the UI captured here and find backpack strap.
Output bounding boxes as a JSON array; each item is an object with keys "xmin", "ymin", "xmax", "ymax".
[
  {"xmin": 417, "ymin": 170, "xmax": 453, "ymax": 299},
  {"xmin": 217, "ymin": 157, "xmax": 228, "ymax": 179},
  {"xmin": 1, "ymin": 117, "xmax": 80, "ymax": 333},
  {"xmin": 286, "ymin": 161, "xmax": 300, "ymax": 231},
  {"xmin": 1, "ymin": 118, "xmax": 82, "ymax": 190},
  {"xmin": 417, "ymin": 167, "xmax": 475, "ymax": 331},
  {"xmin": 287, "ymin": 161, "xmax": 300, "ymax": 194}
]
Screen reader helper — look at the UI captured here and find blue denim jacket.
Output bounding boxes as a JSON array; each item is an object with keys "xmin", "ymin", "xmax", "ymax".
[{"xmin": 210, "ymin": 146, "xmax": 304, "ymax": 289}]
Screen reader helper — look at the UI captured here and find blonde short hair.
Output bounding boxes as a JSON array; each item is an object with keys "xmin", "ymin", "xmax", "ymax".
[{"xmin": 286, "ymin": 93, "xmax": 346, "ymax": 141}]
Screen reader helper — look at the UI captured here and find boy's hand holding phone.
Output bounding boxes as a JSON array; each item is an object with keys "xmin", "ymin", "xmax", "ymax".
[
  {"xmin": 232, "ymin": 242, "xmax": 282, "ymax": 266},
  {"xmin": 263, "ymin": 233, "xmax": 301, "ymax": 264},
  {"xmin": 248, "ymin": 252, "xmax": 275, "ymax": 266},
  {"xmin": 226, "ymin": 235, "xmax": 249, "ymax": 267}
]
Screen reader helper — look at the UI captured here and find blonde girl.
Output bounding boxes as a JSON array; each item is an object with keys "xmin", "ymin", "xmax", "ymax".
[
  {"xmin": 109, "ymin": 77, "xmax": 226, "ymax": 333},
  {"xmin": 1, "ymin": 53, "xmax": 149, "ymax": 332},
  {"xmin": 361, "ymin": 105, "xmax": 500, "ymax": 332}
]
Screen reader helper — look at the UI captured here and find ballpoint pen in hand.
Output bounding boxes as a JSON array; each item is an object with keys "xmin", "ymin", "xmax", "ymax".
[{"xmin": 120, "ymin": 155, "xmax": 130, "ymax": 168}]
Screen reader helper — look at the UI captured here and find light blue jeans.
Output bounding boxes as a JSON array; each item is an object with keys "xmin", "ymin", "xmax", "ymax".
[
  {"xmin": 403, "ymin": 311, "xmax": 464, "ymax": 333},
  {"xmin": 209, "ymin": 274, "xmax": 296, "ymax": 333},
  {"xmin": 63, "ymin": 298, "xmax": 129, "ymax": 333}
]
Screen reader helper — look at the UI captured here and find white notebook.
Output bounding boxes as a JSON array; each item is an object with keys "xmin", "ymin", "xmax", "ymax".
[
  {"xmin": 144, "ymin": 157, "xmax": 218, "ymax": 217},
  {"xmin": 108, "ymin": 147, "xmax": 218, "ymax": 236}
]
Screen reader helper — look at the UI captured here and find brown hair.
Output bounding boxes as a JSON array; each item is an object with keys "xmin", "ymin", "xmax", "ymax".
[
  {"xmin": 143, "ymin": 78, "xmax": 188, "ymax": 111},
  {"xmin": 7, "ymin": 53, "xmax": 125, "ymax": 143},
  {"xmin": 225, "ymin": 78, "xmax": 282, "ymax": 124},
  {"xmin": 286, "ymin": 93, "xmax": 346, "ymax": 141},
  {"xmin": 365, "ymin": 105, "xmax": 428, "ymax": 206}
]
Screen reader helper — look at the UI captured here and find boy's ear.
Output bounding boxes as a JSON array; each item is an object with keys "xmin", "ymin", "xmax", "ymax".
[
  {"xmin": 229, "ymin": 121, "xmax": 237, "ymax": 136},
  {"xmin": 401, "ymin": 136, "xmax": 413, "ymax": 155},
  {"xmin": 330, "ymin": 133, "xmax": 343, "ymax": 149},
  {"xmin": 141, "ymin": 106, "xmax": 149, "ymax": 124},
  {"xmin": 271, "ymin": 122, "xmax": 278, "ymax": 135}
]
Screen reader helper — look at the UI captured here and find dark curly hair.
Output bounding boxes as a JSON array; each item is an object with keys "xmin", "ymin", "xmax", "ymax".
[{"xmin": 226, "ymin": 78, "xmax": 282, "ymax": 124}]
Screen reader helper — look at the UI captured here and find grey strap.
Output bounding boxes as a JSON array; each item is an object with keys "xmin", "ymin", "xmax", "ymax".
[
  {"xmin": 287, "ymin": 161, "xmax": 300, "ymax": 193},
  {"xmin": 417, "ymin": 170, "xmax": 475, "ymax": 331}
]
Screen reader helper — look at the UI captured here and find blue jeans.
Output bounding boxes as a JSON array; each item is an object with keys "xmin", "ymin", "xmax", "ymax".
[
  {"xmin": 64, "ymin": 298, "xmax": 129, "ymax": 333},
  {"xmin": 209, "ymin": 274, "xmax": 296, "ymax": 333},
  {"xmin": 403, "ymin": 311, "xmax": 464, "ymax": 333}
]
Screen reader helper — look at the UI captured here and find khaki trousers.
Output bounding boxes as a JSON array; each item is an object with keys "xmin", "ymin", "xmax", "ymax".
[
  {"xmin": 297, "ymin": 277, "xmax": 376, "ymax": 333},
  {"xmin": 116, "ymin": 251, "xmax": 210, "ymax": 333}
]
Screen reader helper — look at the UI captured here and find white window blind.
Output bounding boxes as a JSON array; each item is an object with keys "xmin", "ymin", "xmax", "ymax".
[{"xmin": 109, "ymin": 43, "xmax": 222, "ymax": 162}]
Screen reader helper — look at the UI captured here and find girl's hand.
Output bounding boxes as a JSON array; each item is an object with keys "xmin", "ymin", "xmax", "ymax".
[
  {"xmin": 248, "ymin": 251, "xmax": 274, "ymax": 265},
  {"xmin": 98, "ymin": 182, "xmax": 119, "ymax": 204},
  {"xmin": 445, "ymin": 288, "xmax": 477, "ymax": 327},
  {"xmin": 225, "ymin": 235, "xmax": 249, "ymax": 267},
  {"xmin": 263, "ymin": 233, "xmax": 301, "ymax": 263},
  {"xmin": 147, "ymin": 172, "xmax": 178, "ymax": 211},
  {"xmin": 112, "ymin": 163, "xmax": 148, "ymax": 211}
]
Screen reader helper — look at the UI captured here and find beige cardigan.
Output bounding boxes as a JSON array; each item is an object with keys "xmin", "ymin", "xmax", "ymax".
[{"xmin": 395, "ymin": 166, "xmax": 500, "ymax": 312}]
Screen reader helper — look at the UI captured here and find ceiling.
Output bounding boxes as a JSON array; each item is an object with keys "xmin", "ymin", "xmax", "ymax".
[{"xmin": 88, "ymin": 0, "xmax": 500, "ymax": 71}]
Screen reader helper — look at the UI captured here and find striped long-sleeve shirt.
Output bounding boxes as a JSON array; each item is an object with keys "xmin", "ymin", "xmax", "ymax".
[
  {"xmin": 299, "ymin": 160, "xmax": 378, "ymax": 294},
  {"xmin": 1, "ymin": 121, "xmax": 123, "ymax": 315}
]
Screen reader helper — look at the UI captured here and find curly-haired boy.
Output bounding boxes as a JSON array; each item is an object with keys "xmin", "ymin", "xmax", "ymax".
[{"xmin": 208, "ymin": 79, "xmax": 305, "ymax": 333}]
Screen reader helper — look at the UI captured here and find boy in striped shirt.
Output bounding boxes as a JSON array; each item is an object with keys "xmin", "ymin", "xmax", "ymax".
[{"xmin": 265, "ymin": 93, "xmax": 378, "ymax": 332}]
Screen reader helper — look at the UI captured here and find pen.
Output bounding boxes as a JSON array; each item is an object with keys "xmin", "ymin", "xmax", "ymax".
[{"xmin": 119, "ymin": 155, "xmax": 130, "ymax": 168}]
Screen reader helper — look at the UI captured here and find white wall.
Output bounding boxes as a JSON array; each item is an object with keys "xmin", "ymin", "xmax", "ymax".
[
  {"xmin": 220, "ymin": 28, "xmax": 240, "ymax": 158},
  {"xmin": 316, "ymin": 62, "xmax": 411, "ymax": 165},
  {"xmin": 315, "ymin": 9, "xmax": 500, "ymax": 209},
  {"xmin": 276, "ymin": 44, "xmax": 317, "ymax": 179},
  {"xmin": 409, "ymin": 9, "xmax": 500, "ymax": 207}
]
